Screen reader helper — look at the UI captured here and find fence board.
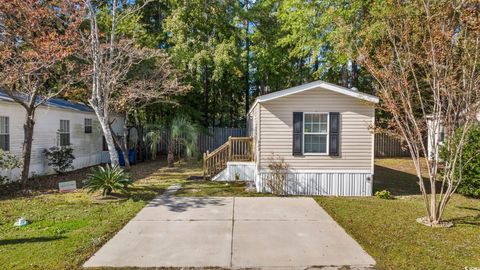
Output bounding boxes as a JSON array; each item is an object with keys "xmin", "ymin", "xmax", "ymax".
[
  {"xmin": 157, "ymin": 127, "xmax": 247, "ymax": 156},
  {"xmin": 374, "ymin": 133, "xmax": 410, "ymax": 157},
  {"xmin": 155, "ymin": 128, "xmax": 409, "ymax": 158}
]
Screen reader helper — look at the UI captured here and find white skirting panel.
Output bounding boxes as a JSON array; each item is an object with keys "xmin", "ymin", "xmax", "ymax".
[
  {"xmin": 212, "ymin": 161, "xmax": 256, "ymax": 181},
  {"xmin": 255, "ymin": 172, "xmax": 373, "ymax": 196}
]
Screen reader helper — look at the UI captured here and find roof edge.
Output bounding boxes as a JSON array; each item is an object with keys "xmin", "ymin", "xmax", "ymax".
[{"xmin": 248, "ymin": 80, "xmax": 379, "ymax": 115}]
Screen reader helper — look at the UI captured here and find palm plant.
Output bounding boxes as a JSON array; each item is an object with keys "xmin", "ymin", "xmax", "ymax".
[
  {"xmin": 169, "ymin": 116, "xmax": 198, "ymax": 166},
  {"xmin": 84, "ymin": 165, "xmax": 132, "ymax": 196},
  {"xmin": 145, "ymin": 126, "xmax": 163, "ymax": 160}
]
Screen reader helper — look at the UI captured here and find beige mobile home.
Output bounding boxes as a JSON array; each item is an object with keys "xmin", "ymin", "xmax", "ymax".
[{"xmin": 204, "ymin": 80, "xmax": 378, "ymax": 196}]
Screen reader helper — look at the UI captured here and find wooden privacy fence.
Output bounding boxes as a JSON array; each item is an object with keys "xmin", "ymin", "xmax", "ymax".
[
  {"xmin": 156, "ymin": 127, "xmax": 410, "ymax": 158},
  {"xmin": 374, "ymin": 133, "xmax": 410, "ymax": 157},
  {"xmin": 156, "ymin": 127, "xmax": 247, "ymax": 156},
  {"xmin": 203, "ymin": 137, "xmax": 254, "ymax": 179}
]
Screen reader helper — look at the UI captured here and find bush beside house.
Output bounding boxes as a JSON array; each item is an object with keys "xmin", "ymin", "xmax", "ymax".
[{"xmin": 442, "ymin": 125, "xmax": 480, "ymax": 197}]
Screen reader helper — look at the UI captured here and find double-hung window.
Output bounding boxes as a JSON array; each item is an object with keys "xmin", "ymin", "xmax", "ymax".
[
  {"xmin": 0, "ymin": 116, "xmax": 9, "ymax": 151},
  {"xmin": 59, "ymin": 120, "xmax": 70, "ymax": 146},
  {"xmin": 84, "ymin": 118, "xmax": 92, "ymax": 134},
  {"xmin": 303, "ymin": 113, "xmax": 328, "ymax": 154}
]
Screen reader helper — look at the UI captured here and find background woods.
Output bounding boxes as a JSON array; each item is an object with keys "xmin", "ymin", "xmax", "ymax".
[{"xmin": 77, "ymin": 0, "xmax": 380, "ymax": 129}]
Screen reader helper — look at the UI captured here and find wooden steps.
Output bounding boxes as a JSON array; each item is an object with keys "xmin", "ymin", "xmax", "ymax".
[{"xmin": 203, "ymin": 137, "xmax": 254, "ymax": 180}]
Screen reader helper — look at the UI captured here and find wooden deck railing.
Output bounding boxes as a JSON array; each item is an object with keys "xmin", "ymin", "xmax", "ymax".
[{"xmin": 203, "ymin": 136, "xmax": 254, "ymax": 179}]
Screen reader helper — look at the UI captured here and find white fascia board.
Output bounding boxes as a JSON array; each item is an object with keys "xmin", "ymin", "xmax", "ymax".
[{"xmin": 248, "ymin": 80, "xmax": 379, "ymax": 116}]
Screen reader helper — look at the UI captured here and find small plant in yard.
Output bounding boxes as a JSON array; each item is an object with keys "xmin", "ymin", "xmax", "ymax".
[
  {"xmin": 266, "ymin": 154, "xmax": 290, "ymax": 195},
  {"xmin": 375, "ymin": 190, "xmax": 392, "ymax": 199},
  {"xmin": 43, "ymin": 146, "xmax": 75, "ymax": 175},
  {"xmin": 145, "ymin": 128, "xmax": 162, "ymax": 161},
  {"xmin": 84, "ymin": 165, "xmax": 132, "ymax": 196},
  {"xmin": 0, "ymin": 149, "xmax": 22, "ymax": 184}
]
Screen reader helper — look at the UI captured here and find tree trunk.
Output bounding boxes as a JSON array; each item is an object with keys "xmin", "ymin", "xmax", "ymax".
[
  {"xmin": 244, "ymin": 0, "xmax": 250, "ymax": 116},
  {"xmin": 203, "ymin": 64, "xmax": 210, "ymax": 127},
  {"xmin": 96, "ymin": 111, "xmax": 119, "ymax": 166},
  {"xmin": 110, "ymin": 123, "xmax": 130, "ymax": 169},
  {"xmin": 313, "ymin": 57, "xmax": 319, "ymax": 79},
  {"xmin": 167, "ymin": 144, "xmax": 174, "ymax": 167},
  {"xmin": 120, "ymin": 111, "xmax": 131, "ymax": 169},
  {"xmin": 134, "ymin": 109, "xmax": 146, "ymax": 162},
  {"xmin": 20, "ymin": 107, "xmax": 36, "ymax": 184},
  {"xmin": 351, "ymin": 60, "xmax": 359, "ymax": 88},
  {"xmin": 341, "ymin": 64, "xmax": 349, "ymax": 87}
]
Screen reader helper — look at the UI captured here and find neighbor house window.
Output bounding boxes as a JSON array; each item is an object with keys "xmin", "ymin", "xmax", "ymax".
[
  {"xmin": 0, "ymin": 116, "xmax": 9, "ymax": 151},
  {"xmin": 303, "ymin": 113, "xmax": 328, "ymax": 154},
  {"xmin": 84, "ymin": 118, "xmax": 92, "ymax": 134},
  {"xmin": 59, "ymin": 120, "xmax": 70, "ymax": 146}
]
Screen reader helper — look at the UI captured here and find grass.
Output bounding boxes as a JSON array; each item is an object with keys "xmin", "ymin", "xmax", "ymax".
[
  {"xmin": 176, "ymin": 180, "xmax": 270, "ymax": 197},
  {"xmin": 315, "ymin": 158, "xmax": 480, "ymax": 270},
  {"xmin": 374, "ymin": 157, "xmax": 431, "ymax": 196},
  {"xmin": 0, "ymin": 159, "xmax": 202, "ymax": 270},
  {"xmin": 1, "ymin": 157, "xmax": 479, "ymax": 270}
]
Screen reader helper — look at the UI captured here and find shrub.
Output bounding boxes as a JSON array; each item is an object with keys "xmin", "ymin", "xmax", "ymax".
[
  {"xmin": 442, "ymin": 125, "xmax": 480, "ymax": 197},
  {"xmin": 43, "ymin": 146, "xmax": 75, "ymax": 174},
  {"xmin": 375, "ymin": 190, "xmax": 392, "ymax": 199},
  {"xmin": 84, "ymin": 165, "xmax": 132, "ymax": 196},
  {"xmin": 0, "ymin": 149, "xmax": 22, "ymax": 184},
  {"xmin": 266, "ymin": 154, "xmax": 290, "ymax": 195}
]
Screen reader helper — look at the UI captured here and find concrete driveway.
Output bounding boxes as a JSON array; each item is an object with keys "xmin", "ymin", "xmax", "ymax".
[{"xmin": 84, "ymin": 194, "xmax": 375, "ymax": 269}]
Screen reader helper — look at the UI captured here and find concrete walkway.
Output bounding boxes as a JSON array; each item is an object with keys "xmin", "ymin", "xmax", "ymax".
[{"xmin": 84, "ymin": 192, "xmax": 375, "ymax": 269}]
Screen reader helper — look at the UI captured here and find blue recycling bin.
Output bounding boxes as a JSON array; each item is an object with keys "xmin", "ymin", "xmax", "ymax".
[
  {"xmin": 128, "ymin": 149, "xmax": 136, "ymax": 165},
  {"xmin": 117, "ymin": 149, "xmax": 136, "ymax": 166},
  {"xmin": 118, "ymin": 149, "xmax": 125, "ymax": 166}
]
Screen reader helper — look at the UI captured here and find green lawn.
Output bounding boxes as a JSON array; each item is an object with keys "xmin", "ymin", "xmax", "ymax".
[
  {"xmin": 176, "ymin": 180, "xmax": 270, "ymax": 197},
  {"xmin": 1, "ymin": 158, "xmax": 479, "ymax": 270},
  {"xmin": 316, "ymin": 195, "xmax": 480, "ymax": 270},
  {"xmin": 316, "ymin": 158, "xmax": 480, "ymax": 270},
  {"xmin": 0, "ymin": 159, "xmax": 202, "ymax": 269}
]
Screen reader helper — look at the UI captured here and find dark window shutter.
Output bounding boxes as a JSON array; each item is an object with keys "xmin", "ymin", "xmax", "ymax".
[
  {"xmin": 329, "ymin": 112, "xmax": 340, "ymax": 156},
  {"xmin": 292, "ymin": 112, "xmax": 303, "ymax": 156}
]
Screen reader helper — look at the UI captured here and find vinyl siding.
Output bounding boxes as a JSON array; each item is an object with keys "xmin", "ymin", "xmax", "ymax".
[
  {"xmin": 0, "ymin": 100, "xmax": 124, "ymax": 180},
  {"xmin": 258, "ymin": 88, "xmax": 374, "ymax": 172}
]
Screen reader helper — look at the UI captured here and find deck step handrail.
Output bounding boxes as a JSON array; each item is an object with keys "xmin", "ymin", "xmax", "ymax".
[{"xmin": 203, "ymin": 136, "xmax": 254, "ymax": 179}]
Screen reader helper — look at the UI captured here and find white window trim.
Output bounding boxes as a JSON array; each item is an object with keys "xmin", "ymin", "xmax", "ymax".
[{"xmin": 303, "ymin": 112, "xmax": 329, "ymax": 155}]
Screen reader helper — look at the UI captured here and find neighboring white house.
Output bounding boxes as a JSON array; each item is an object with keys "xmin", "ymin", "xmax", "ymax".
[
  {"xmin": 211, "ymin": 80, "xmax": 379, "ymax": 196},
  {"xmin": 427, "ymin": 111, "xmax": 480, "ymax": 160},
  {"xmin": 0, "ymin": 91, "xmax": 124, "ymax": 181}
]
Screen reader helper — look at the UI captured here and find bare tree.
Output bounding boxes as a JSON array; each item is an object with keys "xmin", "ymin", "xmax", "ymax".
[
  {"xmin": 0, "ymin": 0, "xmax": 83, "ymax": 183},
  {"xmin": 361, "ymin": 0, "xmax": 480, "ymax": 226},
  {"xmin": 80, "ymin": 0, "xmax": 151, "ymax": 166},
  {"xmin": 113, "ymin": 51, "xmax": 190, "ymax": 169}
]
